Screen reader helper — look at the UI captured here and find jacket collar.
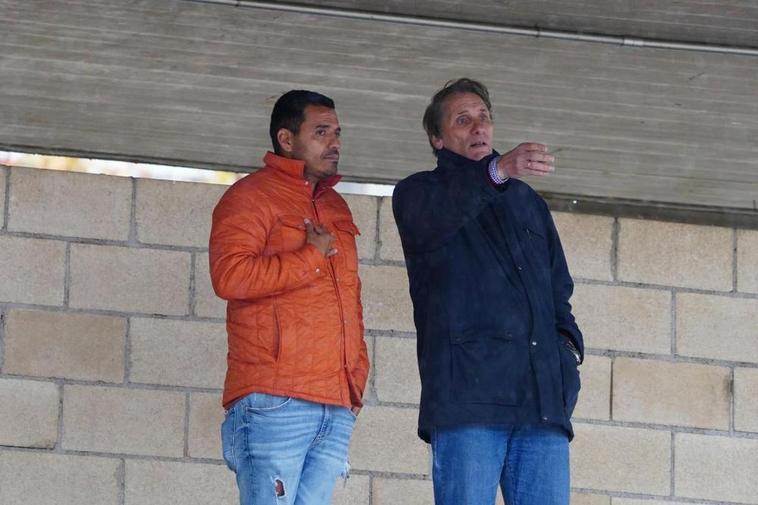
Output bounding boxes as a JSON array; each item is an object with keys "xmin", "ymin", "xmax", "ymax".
[
  {"xmin": 263, "ymin": 151, "xmax": 342, "ymax": 192},
  {"xmin": 435, "ymin": 148, "xmax": 499, "ymax": 174}
]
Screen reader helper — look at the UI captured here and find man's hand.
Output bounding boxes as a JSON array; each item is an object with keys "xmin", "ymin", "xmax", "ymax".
[
  {"xmin": 497, "ymin": 143, "xmax": 555, "ymax": 179},
  {"xmin": 305, "ymin": 219, "xmax": 337, "ymax": 257}
]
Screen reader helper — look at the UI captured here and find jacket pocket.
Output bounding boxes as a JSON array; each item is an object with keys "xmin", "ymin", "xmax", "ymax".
[
  {"xmin": 272, "ymin": 304, "xmax": 282, "ymax": 362},
  {"xmin": 524, "ymin": 223, "xmax": 549, "ymax": 252},
  {"xmin": 268, "ymin": 214, "xmax": 307, "ymax": 254},
  {"xmin": 332, "ymin": 220, "xmax": 360, "ymax": 272},
  {"xmin": 557, "ymin": 338, "xmax": 581, "ymax": 418},
  {"xmin": 450, "ymin": 329, "xmax": 529, "ymax": 405}
]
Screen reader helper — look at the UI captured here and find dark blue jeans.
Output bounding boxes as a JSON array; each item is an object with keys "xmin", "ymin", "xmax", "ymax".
[
  {"xmin": 221, "ymin": 393, "xmax": 356, "ymax": 505},
  {"xmin": 431, "ymin": 424, "xmax": 570, "ymax": 505}
]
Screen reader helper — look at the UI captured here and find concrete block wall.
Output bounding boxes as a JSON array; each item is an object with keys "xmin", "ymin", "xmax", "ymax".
[{"xmin": 1, "ymin": 165, "xmax": 757, "ymax": 504}]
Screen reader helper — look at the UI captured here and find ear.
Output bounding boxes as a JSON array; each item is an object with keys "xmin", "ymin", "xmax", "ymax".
[
  {"xmin": 431, "ymin": 136, "xmax": 444, "ymax": 150},
  {"xmin": 277, "ymin": 128, "xmax": 295, "ymax": 155}
]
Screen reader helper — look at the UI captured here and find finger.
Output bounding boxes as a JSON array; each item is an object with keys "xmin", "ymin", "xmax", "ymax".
[
  {"xmin": 304, "ymin": 220, "xmax": 314, "ymax": 232},
  {"xmin": 326, "ymin": 248, "xmax": 338, "ymax": 257},
  {"xmin": 519, "ymin": 142, "xmax": 548, "ymax": 153},
  {"xmin": 526, "ymin": 161, "xmax": 554, "ymax": 174},
  {"xmin": 528, "ymin": 153, "xmax": 555, "ymax": 164}
]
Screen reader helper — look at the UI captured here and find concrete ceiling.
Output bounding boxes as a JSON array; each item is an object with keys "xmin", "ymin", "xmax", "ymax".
[
  {"xmin": 283, "ymin": 0, "xmax": 758, "ymax": 49},
  {"xmin": 1, "ymin": 0, "xmax": 756, "ymax": 219}
]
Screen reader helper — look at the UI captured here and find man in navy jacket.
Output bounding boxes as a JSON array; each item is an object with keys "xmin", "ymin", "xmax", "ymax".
[{"xmin": 393, "ymin": 78, "xmax": 583, "ymax": 505}]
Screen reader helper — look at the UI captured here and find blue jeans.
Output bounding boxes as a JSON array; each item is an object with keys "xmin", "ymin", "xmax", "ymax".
[
  {"xmin": 221, "ymin": 393, "xmax": 356, "ymax": 505},
  {"xmin": 431, "ymin": 424, "xmax": 569, "ymax": 505}
]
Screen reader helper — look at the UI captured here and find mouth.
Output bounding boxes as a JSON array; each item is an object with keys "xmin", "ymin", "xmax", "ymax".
[
  {"xmin": 323, "ymin": 151, "xmax": 340, "ymax": 162},
  {"xmin": 470, "ymin": 141, "xmax": 489, "ymax": 149}
]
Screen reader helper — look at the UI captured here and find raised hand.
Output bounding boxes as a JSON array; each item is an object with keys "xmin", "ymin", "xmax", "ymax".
[{"xmin": 497, "ymin": 142, "xmax": 555, "ymax": 179}]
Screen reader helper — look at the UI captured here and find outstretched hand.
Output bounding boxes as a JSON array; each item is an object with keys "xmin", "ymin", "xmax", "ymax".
[{"xmin": 497, "ymin": 143, "xmax": 555, "ymax": 179}]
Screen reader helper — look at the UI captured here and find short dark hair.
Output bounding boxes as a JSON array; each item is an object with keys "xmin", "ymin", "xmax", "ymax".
[
  {"xmin": 269, "ymin": 90, "xmax": 336, "ymax": 155},
  {"xmin": 422, "ymin": 78, "xmax": 493, "ymax": 156}
]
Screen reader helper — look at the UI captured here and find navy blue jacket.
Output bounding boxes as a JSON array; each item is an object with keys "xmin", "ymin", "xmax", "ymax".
[{"xmin": 392, "ymin": 148, "xmax": 583, "ymax": 442}]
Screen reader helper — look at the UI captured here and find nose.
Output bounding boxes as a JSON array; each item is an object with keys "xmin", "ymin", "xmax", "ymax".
[{"xmin": 329, "ymin": 133, "xmax": 341, "ymax": 150}]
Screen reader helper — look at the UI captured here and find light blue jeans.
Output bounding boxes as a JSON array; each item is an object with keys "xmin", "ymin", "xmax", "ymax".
[
  {"xmin": 221, "ymin": 392, "xmax": 356, "ymax": 505},
  {"xmin": 432, "ymin": 424, "xmax": 570, "ymax": 505}
]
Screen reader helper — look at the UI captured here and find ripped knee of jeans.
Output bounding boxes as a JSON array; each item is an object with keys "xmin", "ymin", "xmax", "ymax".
[{"xmin": 274, "ymin": 478, "xmax": 285, "ymax": 498}]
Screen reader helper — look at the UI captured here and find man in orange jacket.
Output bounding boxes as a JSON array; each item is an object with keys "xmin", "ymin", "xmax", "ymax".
[{"xmin": 209, "ymin": 90, "xmax": 369, "ymax": 505}]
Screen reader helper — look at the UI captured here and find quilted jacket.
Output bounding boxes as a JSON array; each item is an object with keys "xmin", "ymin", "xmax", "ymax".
[{"xmin": 210, "ymin": 152, "xmax": 369, "ymax": 410}]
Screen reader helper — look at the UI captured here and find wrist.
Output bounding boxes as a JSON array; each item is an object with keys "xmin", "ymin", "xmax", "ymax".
[{"xmin": 488, "ymin": 155, "xmax": 508, "ymax": 184}]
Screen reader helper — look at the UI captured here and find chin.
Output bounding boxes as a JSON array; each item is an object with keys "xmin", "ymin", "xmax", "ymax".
[{"xmin": 468, "ymin": 149, "xmax": 491, "ymax": 161}]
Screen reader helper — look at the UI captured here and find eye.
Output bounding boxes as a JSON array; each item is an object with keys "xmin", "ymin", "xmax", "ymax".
[
  {"xmin": 316, "ymin": 129, "xmax": 326, "ymax": 136},
  {"xmin": 455, "ymin": 116, "xmax": 470, "ymax": 126}
]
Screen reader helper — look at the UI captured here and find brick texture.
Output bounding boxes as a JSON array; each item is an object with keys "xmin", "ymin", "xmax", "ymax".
[
  {"xmin": 573, "ymin": 355, "xmax": 612, "ymax": 421},
  {"xmin": 129, "ymin": 318, "xmax": 226, "ymax": 388},
  {"xmin": 188, "ymin": 392, "xmax": 224, "ymax": 459},
  {"xmin": 618, "ymin": 219, "xmax": 732, "ymax": 290},
  {"xmin": 676, "ymin": 433, "xmax": 758, "ymax": 504},
  {"xmin": 0, "ymin": 168, "xmax": 6, "ymax": 229},
  {"xmin": 572, "ymin": 493, "xmax": 610, "ymax": 505},
  {"xmin": 69, "ymin": 244, "xmax": 190, "ymax": 315},
  {"xmin": 378, "ymin": 196, "xmax": 404, "ymax": 262},
  {"xmin": 350, "ymin": 406, "xmax": 429, "ymax": 474},
  {"xmin": 372, "ymin": 478, "xmax": 433, "ymax": 505},
  {"xmin": 194, "ymin": 252, "xmax": 226, "ymax": 318},
  {"xmin": 552, "ymin": 212, "xmax": 613, "ymax": 281},
  {"xmin": 0, "ymin": 236, "xmax": 65, "ymax": 305},
  {"xmin": 677, "ymin": 293, "xmax": 758, "ymax": 364},
  {"xmin": 342, "ymin": 193, "xmax": 378, "ymax": 260},
  {"xmin": 735, "ymin": 367, "xmax": 758, "ymax": 433},
  {"xmin": 572, "ymin": 284, "xmax": 671, "ymax": 354},
  {"xmin": 0, "ymin": 378, "xmax": 59, "ymax": 448},
  {"xmin": 613, "ymin": 500, "xmax": 686, "ymax": 505},
  {"xmin": 331, "ymin": 474, "xmax": 370, "ymax": 505},
  {"xmin": 737, "ymin": 229, "xmax": 758, "ymax": 294},
  {"xmin": 374, "ymin": 336, "xmax": 421, "ymax": 404},
  {"xmin": 125, "ymin": 460, "xmax": 237, "ymax": 505},
  {"xmin": 612, "ymin": 358, "xmax": 731, "ymax": 429},
  {"xmin": 359, "ymin": 264, "xmax": 414, "ymax": 332},
  {"xmin": 0, "ymin": 451, "xmax": 119, "ymax": 505},
  {"xmin": 136, "ymin": 178, "xmax": 226, "ymax": 247},
  {"xmin": 8, "ymin": 167, "xmax": 131, "ymax": 240},
  {"xmin": 4, "ymin": 309, "xmax": 125, "ymax": 382},
  {"xmin": 63, "ymin": 385, "xmax": 185, "ymax": 456},
  {"xmin": 571, "ymin": 423, "xmax": 671, "ymax": 494},
  {"xmin": 2, "ymin": 166, "xmax": 756, "ymax": 505}
]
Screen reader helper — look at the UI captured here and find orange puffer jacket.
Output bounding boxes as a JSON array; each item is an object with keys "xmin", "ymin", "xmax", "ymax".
[{"xmin": 209, "ymin": 152, "xmax": 369, "ymax": 410}]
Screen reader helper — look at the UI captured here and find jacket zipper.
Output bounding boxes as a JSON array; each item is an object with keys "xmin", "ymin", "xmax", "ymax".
[{"xmin": 312, "ymin": 196, "xmax": 349, "ymax": 402}]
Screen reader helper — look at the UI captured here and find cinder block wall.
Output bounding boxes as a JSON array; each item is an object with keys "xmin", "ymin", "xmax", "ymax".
[{"xmin": 1, "ymin": 165, "xmax": 757, "ymax": 505}]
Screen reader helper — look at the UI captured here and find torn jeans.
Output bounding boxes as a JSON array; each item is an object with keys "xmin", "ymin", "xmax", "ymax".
[{"xmin": 222, "ymin": 392, "xmax": 355, "ymax": 505}]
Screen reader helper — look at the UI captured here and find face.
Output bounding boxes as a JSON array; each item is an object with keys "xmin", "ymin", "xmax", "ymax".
[
  {"xmin": 278, "ymin": 105, "xmax": 341, "ymax": 184},
  {"xmin": 431, "ymin": 92, "xmax": 493, "ymax": 161}
]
